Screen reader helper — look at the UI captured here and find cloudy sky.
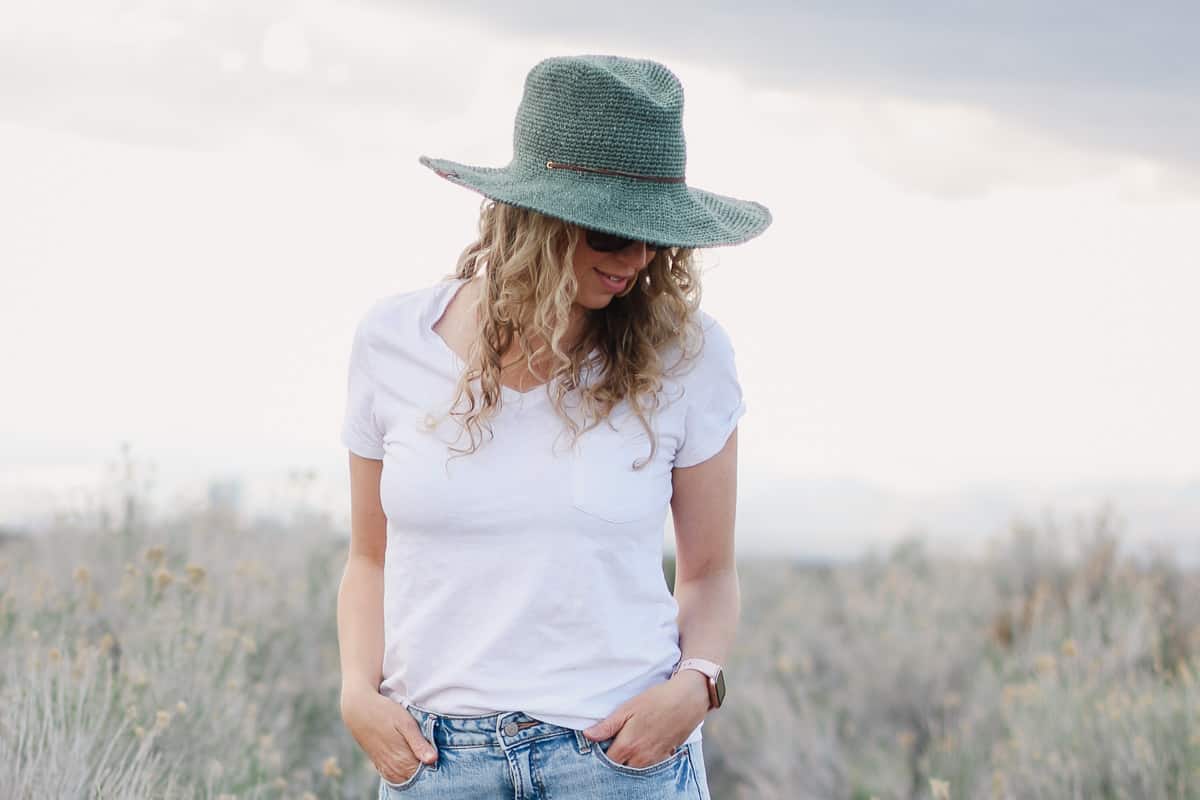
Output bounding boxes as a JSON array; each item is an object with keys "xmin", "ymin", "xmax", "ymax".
[{"xmin": 2, "ymin": 0, "xmax": 1197, "ymax": 561}]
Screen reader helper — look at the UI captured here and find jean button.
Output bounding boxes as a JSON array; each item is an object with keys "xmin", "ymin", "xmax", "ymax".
[{"xmin": 503, "ymin": 721, "xmax": 519, "ymax": 736}]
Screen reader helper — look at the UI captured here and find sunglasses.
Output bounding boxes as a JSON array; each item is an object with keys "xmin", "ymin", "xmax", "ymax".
[{"xmin": 581, "ymin": 226, "xmax": 658, "ymax": 253}]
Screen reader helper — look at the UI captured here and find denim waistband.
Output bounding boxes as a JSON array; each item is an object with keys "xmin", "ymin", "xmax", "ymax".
[{"xmin": 404, "ymin": 700, "xmax": 595, "ymax": 754}]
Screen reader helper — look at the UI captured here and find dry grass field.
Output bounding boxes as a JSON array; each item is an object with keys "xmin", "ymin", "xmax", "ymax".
[{"xmin": 2, "ymin": 476, "xmax": 1197, "ymax": 798}]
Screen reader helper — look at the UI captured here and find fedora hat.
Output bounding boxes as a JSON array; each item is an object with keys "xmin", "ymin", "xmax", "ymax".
[{"xmin": 418, "ymin": 54, "xmax": 772, "ymax": 249}]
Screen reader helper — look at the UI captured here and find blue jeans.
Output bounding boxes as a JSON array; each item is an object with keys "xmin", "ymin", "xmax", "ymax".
[{"xmin": 378, "ymin": 701, "xmax": 712, "ymax": 799}]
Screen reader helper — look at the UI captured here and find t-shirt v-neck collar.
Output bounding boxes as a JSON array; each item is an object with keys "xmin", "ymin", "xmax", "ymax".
[{"xmin": 424, "ymin": 275, "xmax": 588, "ymax": 405}]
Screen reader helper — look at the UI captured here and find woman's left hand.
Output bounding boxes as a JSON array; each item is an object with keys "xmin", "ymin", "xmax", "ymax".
[{"xmin": 581, "ymin": 670, "xmax": 710, "ymax": 768}]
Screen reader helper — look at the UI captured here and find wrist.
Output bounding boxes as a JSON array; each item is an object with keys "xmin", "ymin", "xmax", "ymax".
[
  {"xmin": 671, "ymin": 667, "xmax": 712, "ymax": 713},
  {"xmin": 672, "ymin": 657, "xmax": 726, "ymax": 710}
]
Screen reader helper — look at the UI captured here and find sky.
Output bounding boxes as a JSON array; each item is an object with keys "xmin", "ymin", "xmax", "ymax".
[{"xmin": 2, "ymin": 0, "xmax": 1197, "ymax": 563}]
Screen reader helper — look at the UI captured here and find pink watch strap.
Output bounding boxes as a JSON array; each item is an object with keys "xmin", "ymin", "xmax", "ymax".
[
  {"xmin": 672, "ymin": 658, "xmax": 722, "ymax": 709},
  {"xmin": 674, "ymin": 657, "xmax": 720, "ymax": 678}
]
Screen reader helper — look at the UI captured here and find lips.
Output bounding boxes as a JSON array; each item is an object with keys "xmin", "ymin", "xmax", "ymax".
[{"xmin": 594, "ymin": 267, "xmax": 631, "ymax": 294}]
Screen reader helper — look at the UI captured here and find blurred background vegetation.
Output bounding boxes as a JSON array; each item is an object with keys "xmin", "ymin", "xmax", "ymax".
[{"xmin": 1, "ymin": 446, "xmax": 1197, "ymax": 798}]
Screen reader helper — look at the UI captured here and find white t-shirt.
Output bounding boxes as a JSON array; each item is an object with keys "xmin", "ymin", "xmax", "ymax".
[{"xmin": 340, "ymin": 275, "xmax": 746, "ymax": 745}]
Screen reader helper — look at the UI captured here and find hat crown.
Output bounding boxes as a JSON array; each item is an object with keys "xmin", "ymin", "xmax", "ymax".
[
  {"xmin": 512, "ymin": 55, "xmax": 687, "ymax": 179},
  {"xmin": 418, "ymin": 53, "xmax": 772, "ymax": 248}
]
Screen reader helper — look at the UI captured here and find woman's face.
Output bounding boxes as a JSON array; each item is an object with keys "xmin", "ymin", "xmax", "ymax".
[{"xmin": 569, "ymin": 225, "xmax": 657, "ymax": 309}]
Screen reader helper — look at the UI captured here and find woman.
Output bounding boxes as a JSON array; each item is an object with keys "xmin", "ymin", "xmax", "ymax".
[{"xmin": 337, "ymin": 54, "xmax": 771, "ymax": 799}]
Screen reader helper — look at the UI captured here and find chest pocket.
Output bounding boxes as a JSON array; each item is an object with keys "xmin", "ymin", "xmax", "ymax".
[{"xmin": 569, "ymin": 419, "xmax": 668, "ymax": 524}]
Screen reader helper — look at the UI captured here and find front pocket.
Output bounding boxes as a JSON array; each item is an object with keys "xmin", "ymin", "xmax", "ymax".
[
  {"xmin": 569, "ymin": 422, "xmax": 665, "ymax": 524},
  {"xmin": 383, "ymin": 707, "xmax": 436, "ymax": 792},
  {"xmin": 380, "ymin": 759, "xmax": 426, "ymax": 792},
  {"xmin": 592, "ymin": 737, "xmax": 688, "ymax": 777}
]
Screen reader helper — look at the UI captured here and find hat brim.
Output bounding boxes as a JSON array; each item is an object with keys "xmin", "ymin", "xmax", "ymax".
[{"xmin": 418, "ymin": 155, "xmax": 771, "ymax": 249}]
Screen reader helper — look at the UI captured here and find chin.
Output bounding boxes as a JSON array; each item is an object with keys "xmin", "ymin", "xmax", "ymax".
[{"xmin": 575, "ymin": 292, "xmax": 615, "ymax": 309}]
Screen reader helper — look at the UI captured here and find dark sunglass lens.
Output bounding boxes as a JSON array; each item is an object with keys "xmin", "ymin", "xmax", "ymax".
[{"xmin": 585, "ymin": 229, "xmax": 634, "ymax": 252}]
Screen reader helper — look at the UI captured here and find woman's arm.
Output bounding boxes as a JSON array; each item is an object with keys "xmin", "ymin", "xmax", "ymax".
[
  {"xmin": 338, "ymin": 452, "xmax": 388, "ymax": 702},
  {"xmin": 338, "ymin": 452, "xmax": 440, "ymax": 777},
  {"xmin": 669, "ymin": 428, "xmax": 742, "ymax": 706},
  {"xmin": 581, "ymin": 428, "xmax": 742, "ymax": 764}
]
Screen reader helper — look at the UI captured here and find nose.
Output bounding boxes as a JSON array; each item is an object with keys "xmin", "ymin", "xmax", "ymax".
[{"xmin": 614, "ymin": 240, "xmax": 654, "ymax": 270}]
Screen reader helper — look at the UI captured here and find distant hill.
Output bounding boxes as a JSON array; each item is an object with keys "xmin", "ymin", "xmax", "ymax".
[{"xmin": 731, "ymin": 476, "xmax": 1200, "ymax": 566}]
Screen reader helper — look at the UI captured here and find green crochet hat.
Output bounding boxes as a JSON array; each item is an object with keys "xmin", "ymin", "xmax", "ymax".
[{"xmin": 419, "ymin": 54, "xmax": 773, "ymax": 249}]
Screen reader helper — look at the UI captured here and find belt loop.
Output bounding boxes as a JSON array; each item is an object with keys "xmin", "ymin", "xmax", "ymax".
[
  {"xmin": 574, "ymin": 729, "xmax": 592, "ymax": 754},
  {"xmin": 424, "ymin": 713, "xmax": 440, "ymax": 771}
]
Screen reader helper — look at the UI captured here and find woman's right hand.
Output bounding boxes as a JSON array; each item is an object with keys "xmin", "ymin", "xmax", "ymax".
[{"xmin": 341, "ymin": 687, "xmax": 438, "ymax": 785}]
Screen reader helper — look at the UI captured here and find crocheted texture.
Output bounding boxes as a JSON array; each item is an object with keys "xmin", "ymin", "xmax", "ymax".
[{"xmin": 418, "ymin": 54, "xmax": 772, "ymax": 249}]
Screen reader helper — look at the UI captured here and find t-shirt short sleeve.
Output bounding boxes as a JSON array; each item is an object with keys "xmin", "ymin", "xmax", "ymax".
[
  {"xmin": 673, "ymin": 313, "xmax": 747, "ymax": 469},
  {"xmin": 340, "ymin": 305, "xmax": 386, "ymax": 460}
]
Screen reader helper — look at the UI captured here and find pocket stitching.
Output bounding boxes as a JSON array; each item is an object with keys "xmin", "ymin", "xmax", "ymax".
[
  {"xmin": 381, "ymin": 759, "xmax": 426, "ymax": 791},
  {"xmin": 591, "ymin": 739, "xmax": 687, "ymax": 777},
  {"xmin": 570, "ymin": 475, "xmax": 657, "ymax": 523},
  {"xmin": 570, "ymin": 428, "xmax": 661, "ymax": 524}
]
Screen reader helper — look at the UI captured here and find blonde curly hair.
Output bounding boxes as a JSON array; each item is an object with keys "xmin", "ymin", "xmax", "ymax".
[{"xmin": 426, "ymin": 199, "xmax": 709, "ymax": 469}]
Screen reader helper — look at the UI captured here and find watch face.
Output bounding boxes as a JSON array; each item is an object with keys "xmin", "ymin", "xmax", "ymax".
[{"xmin": 714, "ymin": 669, "xmax": 726, "ymax": 706}]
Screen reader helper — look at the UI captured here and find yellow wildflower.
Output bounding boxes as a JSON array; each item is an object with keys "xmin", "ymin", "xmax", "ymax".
[
  {"xmin": 1178, "ymin": 660, "xmax": 1194, "ymax": 688},
  {"xmin": 1002, "ymin": 681, "xmax": 1039, "ymax": 706},
  {"xmin": 185, "ymin": 563, "xmax": 207, "ymax": 586},
  {"xmin": 153, "ymin": 568, "xmax": 174, "ymax": 590},
  {"xmin": 991, "ymin": 769, "xmax": 1006, "ymax": 800}
]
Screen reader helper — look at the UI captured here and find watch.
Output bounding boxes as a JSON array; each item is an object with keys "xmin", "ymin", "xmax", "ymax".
[{"xmin": 671, "ymin": 657, "xmax": 726, "ymax": 709}]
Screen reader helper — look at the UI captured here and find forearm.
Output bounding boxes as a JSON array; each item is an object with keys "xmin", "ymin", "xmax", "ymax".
[
  {"xmin": 673, "ymin": 565, "xmax": 740, "ymax": 671},
  {"xmin": 337, "ymin": 553, "xmax": 385, "ymax": 699}
]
